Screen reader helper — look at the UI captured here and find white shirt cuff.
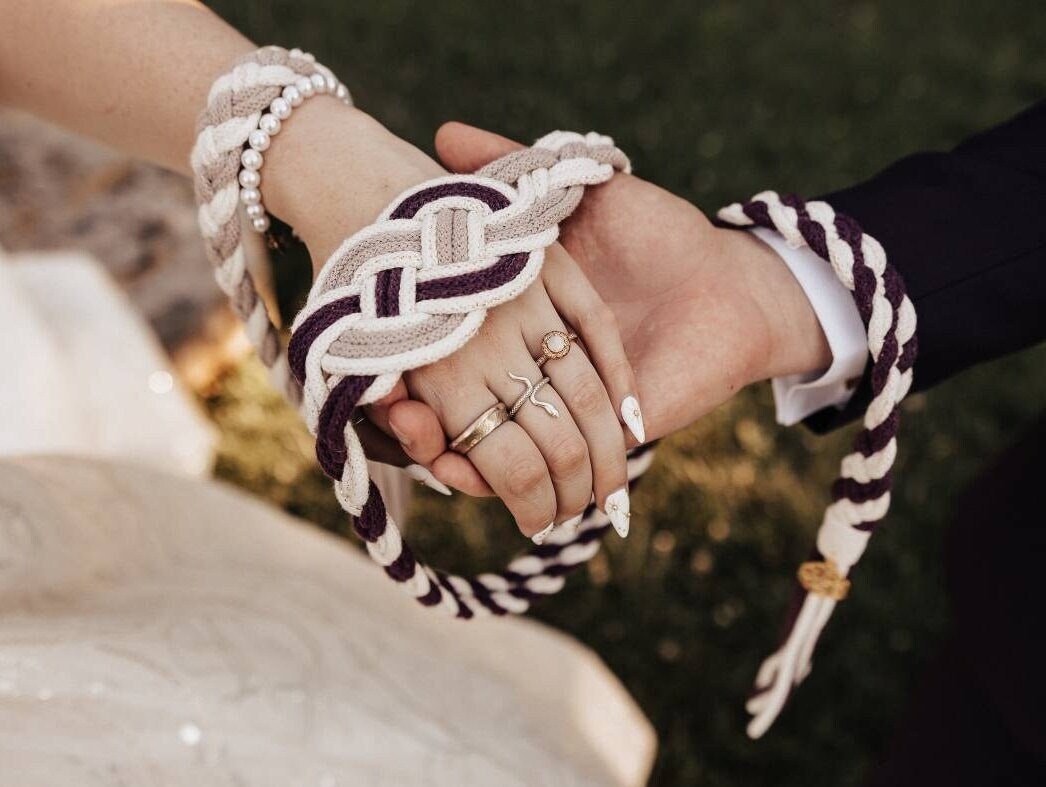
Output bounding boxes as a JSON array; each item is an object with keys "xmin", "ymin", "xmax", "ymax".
[{"xmin": 750, "ymin": 227, "xmax": 868, "ymax": 426}]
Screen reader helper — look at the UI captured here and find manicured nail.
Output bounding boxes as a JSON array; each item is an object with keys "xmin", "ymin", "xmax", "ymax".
[
  {"xmin": 604, "ymin": 487, "xmax": 630, "ymax": 538},
  {"xmin": 531, "ymin": 521, "xmax": 556, "ymax": 545},
  {"xmin": 561, "ymin": 513, "xmax": 584, "ymax": 536},
  {"xmin": 620, "ymin": 395, "xmax": 646, "ymax": 444},
  {"xmin": 405, "ymin": 464, "xmax": 451, "ymax": 496}
]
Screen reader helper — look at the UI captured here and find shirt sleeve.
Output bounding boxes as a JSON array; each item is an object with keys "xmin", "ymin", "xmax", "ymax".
[{"xmin": 750, "ymin": 227, "xmax": 868, "ymax": 427}]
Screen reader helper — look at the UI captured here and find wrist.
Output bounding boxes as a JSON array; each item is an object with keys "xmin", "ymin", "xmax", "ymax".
[
  {"xmin": 717, "ymin": 228, "xmax": 833, "ymax": 383},
  {"xmin": 261, "ymin": 100, "xmax": 442, "ymax": 267}
]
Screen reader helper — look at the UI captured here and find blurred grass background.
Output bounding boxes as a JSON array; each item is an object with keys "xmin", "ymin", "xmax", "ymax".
[{"xmin": 202, "ymin": 2, "xmax": 1046, "ymax": 784}]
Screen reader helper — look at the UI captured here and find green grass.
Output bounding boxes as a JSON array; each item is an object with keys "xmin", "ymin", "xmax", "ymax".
[{"xmin": 203, "ymin": 2, "xmax": 1046, "ymax": 784}]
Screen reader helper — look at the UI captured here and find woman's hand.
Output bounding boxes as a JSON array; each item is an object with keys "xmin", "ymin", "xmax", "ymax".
[
  {"xmin": 265, "ymin": 102, "xmax": 638, "ymax": 539},
  {"xmin": 401, "ymin": 246, "xmax": 638, "ymax": 540}
]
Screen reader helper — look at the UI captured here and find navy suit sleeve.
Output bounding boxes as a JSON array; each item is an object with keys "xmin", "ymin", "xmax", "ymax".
[{"xmin": 805, "ymin": 101, "xmax": 1046, "ymax": 433}]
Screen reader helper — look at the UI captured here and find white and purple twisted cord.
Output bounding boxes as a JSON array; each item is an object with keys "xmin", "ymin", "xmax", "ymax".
[
  {"xmin": 282, "ymin": 134, "xmax": 635, "ymax": 619},
  {"xmin": 195, "ymin": 48, "xmax": 919, "ymax": 737},
  {"xmin": 193, "ymin": 47, "xmax": 640, "ymax": 621},
  {"xmin": 718, "ymin": 191, "xmax": 918, "ymax": 737}
]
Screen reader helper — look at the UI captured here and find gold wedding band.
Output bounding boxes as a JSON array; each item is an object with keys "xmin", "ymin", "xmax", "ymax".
[
  {"xmin": 534, "ymin": 330, "xmax": 578, "ymax": 368},
  {"xmin": 449, "ymin": 402, "xmax": 509, "ymax": 454}
]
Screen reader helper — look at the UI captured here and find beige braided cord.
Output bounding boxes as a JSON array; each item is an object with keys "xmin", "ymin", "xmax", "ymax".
[{"xmin": 192, "ymin": 46, "xmax": 334, "ymax": 406}]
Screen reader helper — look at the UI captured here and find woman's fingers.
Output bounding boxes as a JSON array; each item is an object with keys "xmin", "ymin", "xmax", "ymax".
[
  {"xmin": 466, "ymin": 417, "xmax": 559, "ymax": 540},
  {"xmin": 524, "ymin": 293, "xmax": 631, "ymax": 538},
  {"xmin": 486, "ymin": 352, "xmax": 594, "ymax": 536},
  {"xmin": 430, "ymin": 451, "xmax": 494, "ymax": 497},
  {"xmin": 406, "ymin": 373, "xmax": 557, "ymax": 540},
  {"xmin": 542, "ymin": 245, "xmax": 646, "ymax": 447}
]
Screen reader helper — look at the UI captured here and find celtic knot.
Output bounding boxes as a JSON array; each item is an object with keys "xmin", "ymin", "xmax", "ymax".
[
  {"xmin": 193, "ymin": 47, "xmax": 648, "ymax": 625},
  {"xmin": 287, "ymin": 132, "xmax": 630, "ymax": 511}
]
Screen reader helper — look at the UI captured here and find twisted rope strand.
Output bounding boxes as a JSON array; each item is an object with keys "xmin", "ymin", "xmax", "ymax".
[
  {"xmin": 717, "ymin": 191, "xmax": 917, "ymax": 738},
  {"xmin": 193, "ymin": 46, "xmax": 326, "ymax": 406}
]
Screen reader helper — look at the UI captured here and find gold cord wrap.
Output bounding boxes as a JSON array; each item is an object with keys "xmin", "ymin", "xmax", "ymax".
[{"xmin": 797, "ymin": 559, "xmax": 851, "ymax": 601}]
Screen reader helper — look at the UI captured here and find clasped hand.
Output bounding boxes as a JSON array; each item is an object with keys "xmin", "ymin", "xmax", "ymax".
[{"xmin": 268, "ymin": 105, "xmax": 830, "ymax": 541}]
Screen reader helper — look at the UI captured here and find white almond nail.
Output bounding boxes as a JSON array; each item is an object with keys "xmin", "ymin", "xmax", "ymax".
[
  {"xmin": 531, "ymin": 521, "xmax": 556, "ymax": 545},
  {"xmin": 405, "ymin": 464, "xmax": 452, "ymax": 496},
  {"xmin": 620, "ymin": 395, "xmax": 646, "ymax": 444},
  {"xmin": 561, "ymin": 513, "xmax": 584, "ymax": 536},
  {"xmin": 604, "ymin": 487, "xmax": 630, "ymax": 538}
]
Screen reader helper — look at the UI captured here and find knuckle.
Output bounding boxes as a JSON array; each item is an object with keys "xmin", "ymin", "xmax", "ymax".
[
  {"xmin": 568, "ymin": 375, "xmax": 609, "ymax": 419},
  {"xmin": 548, "ymin": 433, "xmax": 589, "ymax": 479},
  {"xmin": 605, "ymin": 355, "xmax": 635, "ymax": 385},
  {"xmin": 504, "ymin": 456, "xmax": 548, "ymax": 501}
]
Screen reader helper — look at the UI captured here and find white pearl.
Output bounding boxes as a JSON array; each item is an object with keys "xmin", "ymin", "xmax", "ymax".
[
  {"xmin": 259, "ymin": 113, "xmax": 281, "ymax": 135},
  {"xmin": 282, "ymin": 85, "xmax": 303, "ymax": 107},
  {"xmin": 241, "ymin": 148, "xmax": 263, "ymax": 171},
  {"xmin": 245, "ymin": 203, "xmax": 266, "ymax": 219},
  {"xmin": 240, "ymin": 187, "xmax": 261, "ymax": 206},
  {"xmin": 335, "ymin": 83, "xmax": 350, "ymax": 102},
  {"xmin": 289, "ymin": 47, "xmax": 303, "ymax": 58},
  {"xmin": 252, "ymin": 215, "xmax": 271, "ymax": 233},
  {"xmin": 324, "ymin": 74, "xmax": 338, "ymax": 94},
  {"xmin": 296, "ymin": 76, "xmax": 315, "ymax": 98},
  {"xmin": 270, "ymin": 97, "xmax": 291, "ymax": 120},
  {"xmin": 238, "ymin": 169, "xmax": 260, "ymax": 189},
  {"xmin": 247, "ymin": 130, "xmax": 270, "ymax": 151},
  {"xmin": 310, "ymin": 73, "xmax": 327, "ymax": 93}
]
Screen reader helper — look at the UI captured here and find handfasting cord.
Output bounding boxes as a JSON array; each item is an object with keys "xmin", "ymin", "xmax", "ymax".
[
  {"xmin": 717, "ymin": 192, "xmax": 918, "ymax": 738},
  {"xmin": 192, "ymin": 46, "xmax": 646, "ymax": 620},
  {"xmin": 193, "ymin": 47, "xmax": 917, "ymax": 736}
]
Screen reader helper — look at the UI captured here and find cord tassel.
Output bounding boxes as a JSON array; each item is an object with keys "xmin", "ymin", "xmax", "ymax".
[{"xmin": 719, "ymin": 192, "xmax": 917, "ymax": 736}]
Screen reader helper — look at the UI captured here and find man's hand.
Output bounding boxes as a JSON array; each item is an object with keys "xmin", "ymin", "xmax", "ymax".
[{"xmin": 432, "ymin": 123, "xmax": 832, "ymax": 441}]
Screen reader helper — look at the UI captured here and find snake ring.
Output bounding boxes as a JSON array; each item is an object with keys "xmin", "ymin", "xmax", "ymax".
[
  {"xmin": 534, "ymin": 330, "xmax": 578, "ymax": 368},
  {"xmin": 507, "ymin": 372, "xmax": 559, "ymax": 418}
]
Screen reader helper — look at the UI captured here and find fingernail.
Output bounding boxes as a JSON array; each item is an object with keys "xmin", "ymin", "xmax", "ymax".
[
  {"xmin": 405, "ymin": 464, "xmax": 452, "ymax": 496},
  {"xmin": 604, "ymin": 487, "xmax": 630, "ymax": 538},
  {"xmin": 531, "ymin": 521, "xmax": 556, "ymax": 545},
  {"xmin": 620, "ymin": 395, "xmax": 646, "ymax": 444},
  {"xmin": 561, "ymin": 513, "xmax": 584, "ymax": 536},
  {"xmin": 389, "ymin": 419, "xmax": 411, "ymax": 449}
]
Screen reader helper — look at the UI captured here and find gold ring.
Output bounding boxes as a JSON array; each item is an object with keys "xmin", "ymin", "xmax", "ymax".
[
  {"xmin": 449, "ymin": 402, "xmax": 509, "ymax": 454},
  {"xmin": 534, "ymin": 330, "xmax": 578, "ymax": 368}
]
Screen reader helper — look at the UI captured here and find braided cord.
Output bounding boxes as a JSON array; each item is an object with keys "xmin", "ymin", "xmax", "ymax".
[
  {"xmin": 717, "ymin": 191, "xmax": 918, "ymax": 738},
  {"xmin": 193, "ymin": 47, "xmax": 640, "ymax": 621},
  {"xmin": 284, "ymin": 131, "xmax": 633, "ymax": 618},
  {"xmin": 192, "ymin": 46, "xmax": 330, "ymax": 406}
]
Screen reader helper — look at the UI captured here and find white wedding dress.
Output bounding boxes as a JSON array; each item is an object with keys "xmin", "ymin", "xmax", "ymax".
[{"xmin": 0, "ymin": 248, "xmax": 655, "ymax": 786}]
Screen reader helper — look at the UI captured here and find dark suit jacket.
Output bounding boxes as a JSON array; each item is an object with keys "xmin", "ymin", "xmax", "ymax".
[{"xmin": 805, "ymin": 101, "xmax": 1046, "ymax": 432}]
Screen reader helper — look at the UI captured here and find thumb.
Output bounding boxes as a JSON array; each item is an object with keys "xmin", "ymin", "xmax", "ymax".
[{"xmin": 434, "ymin": 121, "xmax": 524, "ymax": 173}]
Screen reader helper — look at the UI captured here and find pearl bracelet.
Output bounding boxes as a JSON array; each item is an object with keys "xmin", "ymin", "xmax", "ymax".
[{"xmin": 238, "ymin": 48, "xmax": 354, "ymax": 234}]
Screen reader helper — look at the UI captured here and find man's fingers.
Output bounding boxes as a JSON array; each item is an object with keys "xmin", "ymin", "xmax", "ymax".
[
  {"xmin": 385, "ymin": 398, "xmax": 449, "ymax": 466},
  {"xmin": 366, "ymin": 379, "xmax": 409, "ymax": 440},
  {"xmin": 353, "ymin": 417, "xmax": 411, "ymax": 467},
  {"xmin": 434, "ymin": 121, "xmax": 524, "ymax": 173}
]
